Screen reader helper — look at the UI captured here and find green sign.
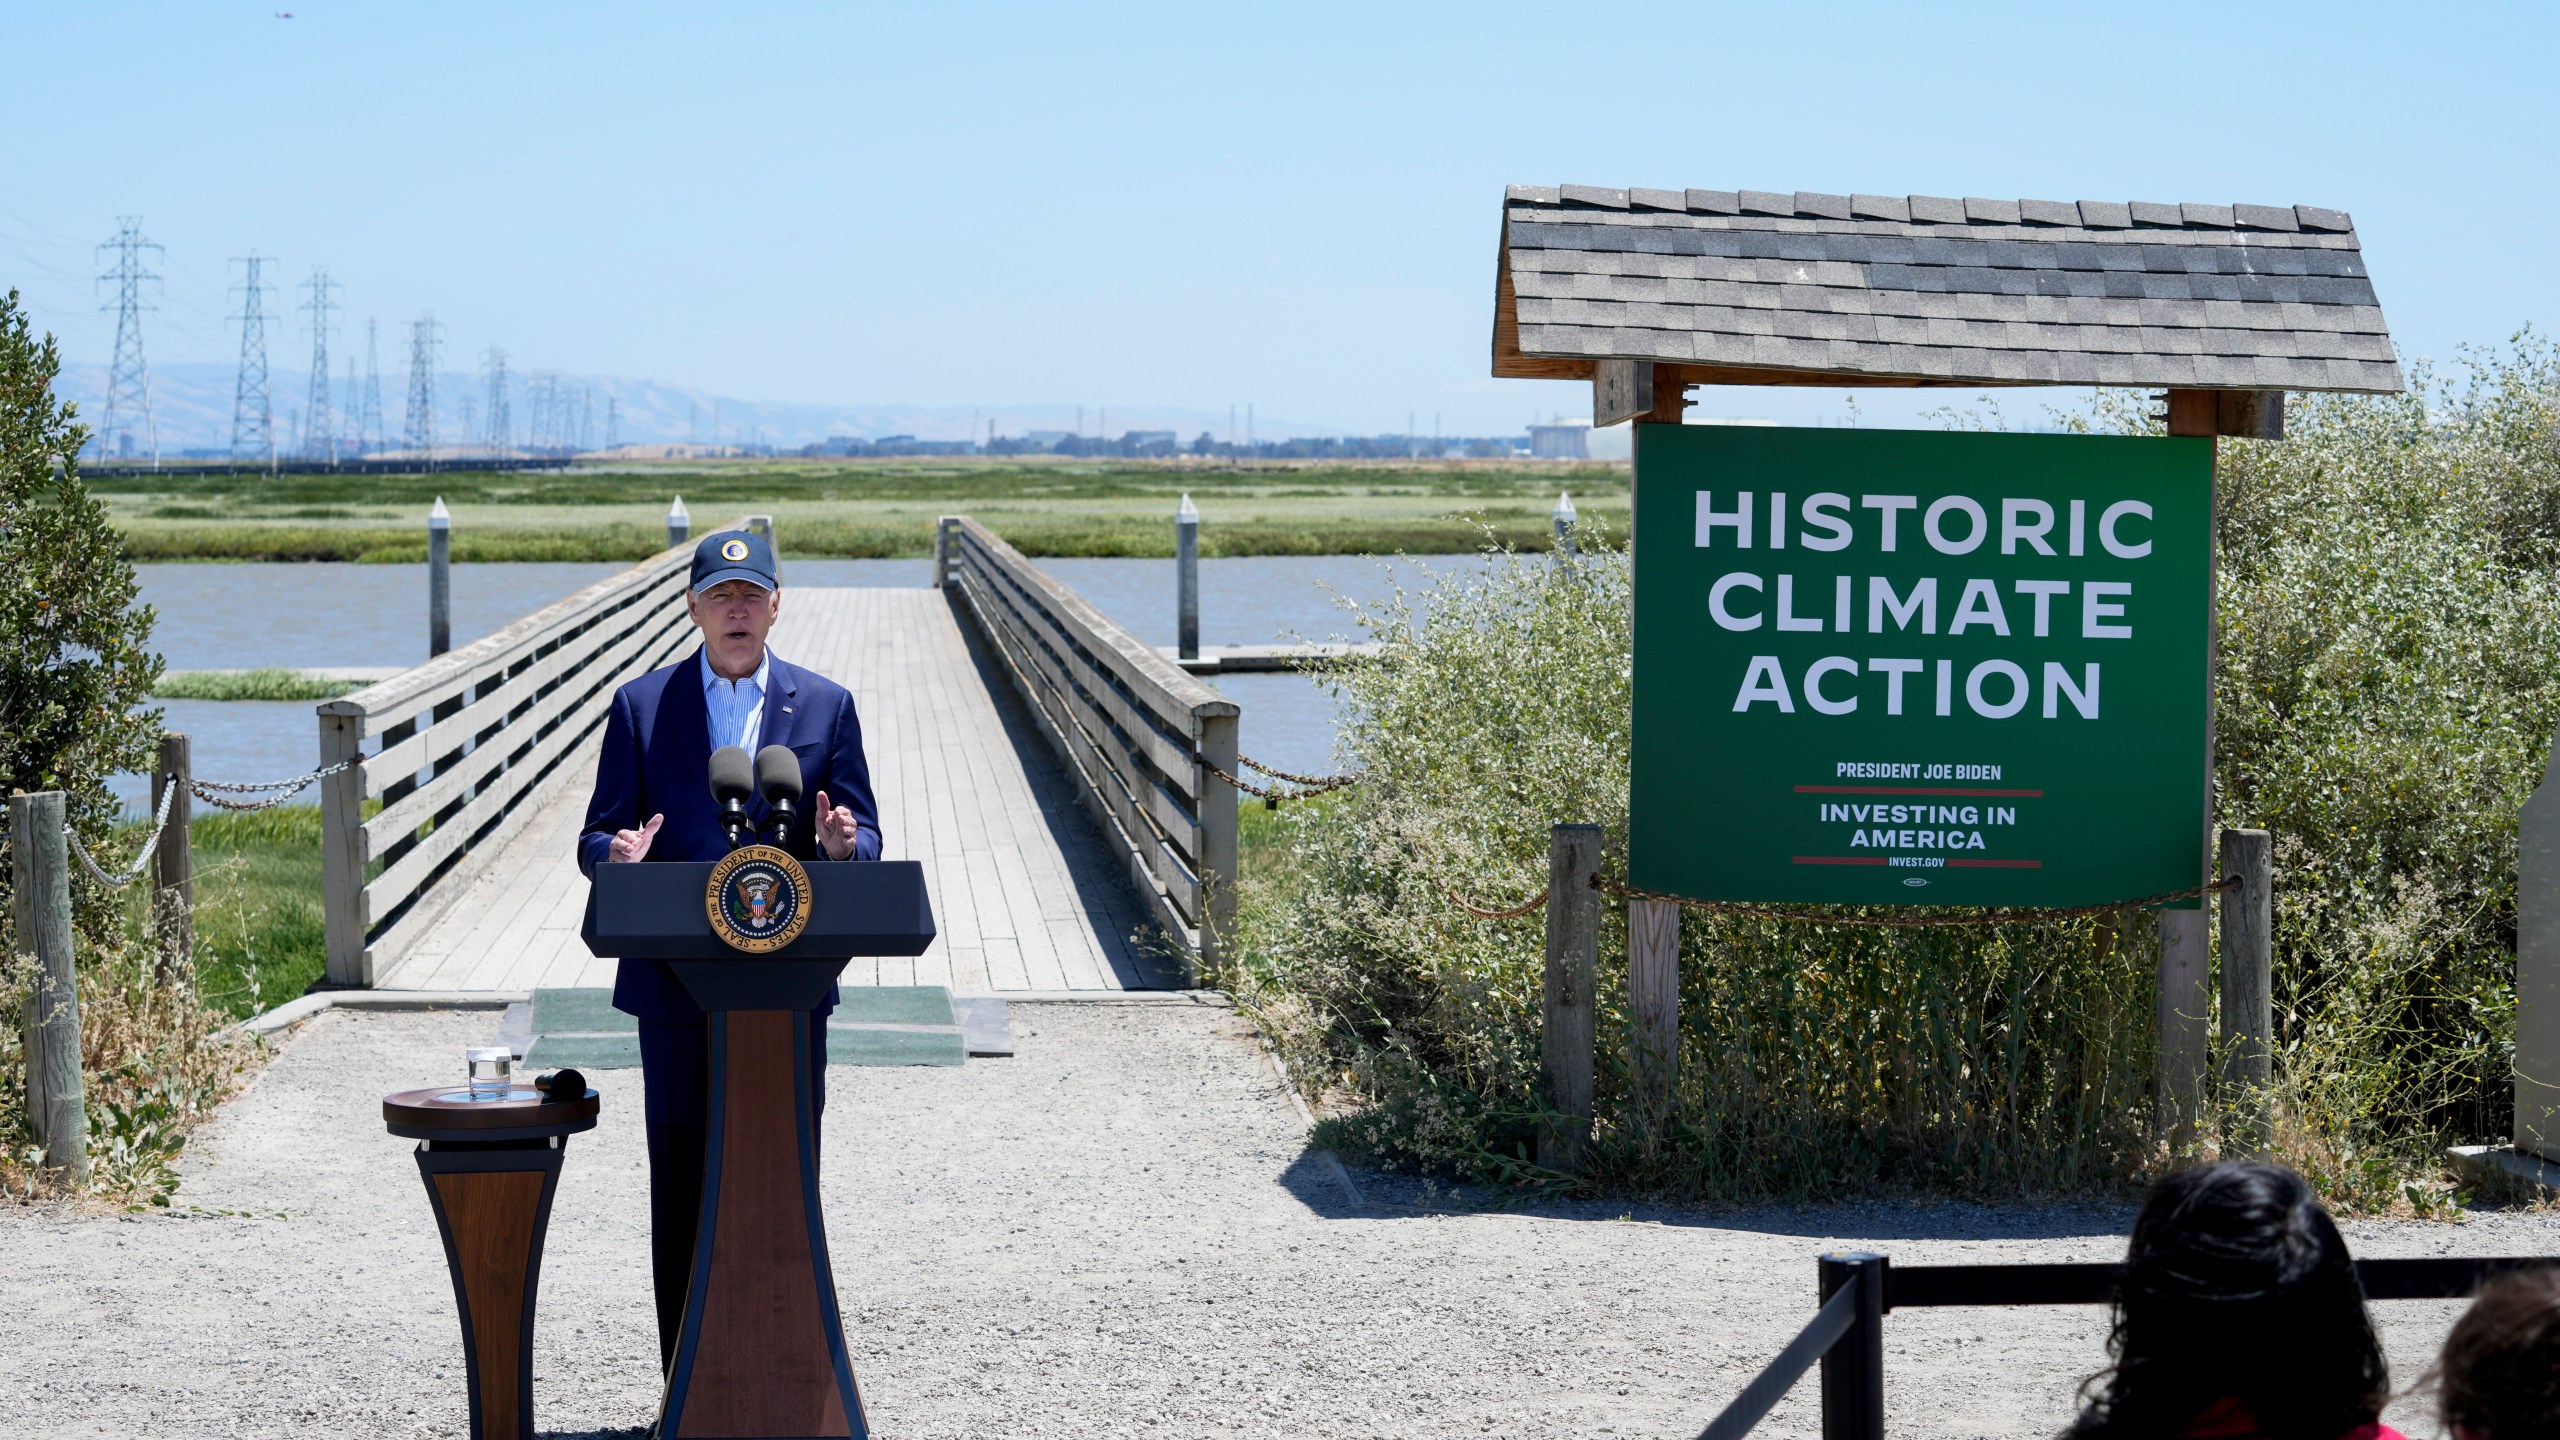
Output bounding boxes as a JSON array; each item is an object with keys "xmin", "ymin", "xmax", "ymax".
[{"xmin": 1630, "ymin": 424, "xmax": 2211, "ymax": 908}]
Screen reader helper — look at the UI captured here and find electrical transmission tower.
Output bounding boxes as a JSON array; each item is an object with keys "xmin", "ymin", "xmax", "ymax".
[
  {"xmin": 581, "ymin": 389, "xmax": 594, "ymax": 452},
  {"xmin": 606, "ymin": 396, "xmax": 620, "ymax": 450},
  {"xmin": 482, "ymin": 346, "xmax": 511, "ymax": 455},
  {"xmin": 300, "ymin": 268, "xmax": 340, "ymax": 462},
  {"xmin": 229, "ymin": 254, "xmax": 277, "ymax": 467},
  {"xmin": 361, "ymin": 318, "xmax": 386, "ymax": 454},
  {"xmin": 404, "ymin": 314, "xmax": 442, "ymax": 460},
  {"xmin": 341, "ymin": 352, "xmax": 360, "ymax": 457},
  {"xmin": 94, "ymin": 217, "xmax": 163, "ymax": 464}
]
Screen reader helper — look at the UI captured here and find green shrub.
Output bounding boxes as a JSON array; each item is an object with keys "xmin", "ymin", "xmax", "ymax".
[{"xmin": 0, "ymin": 291, "xmax": 251, "ymax": 1202}]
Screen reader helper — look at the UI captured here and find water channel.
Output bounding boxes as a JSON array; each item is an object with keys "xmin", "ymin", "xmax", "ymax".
[{"xmin": 119, "ymin": 554, "xmax": 1497, "ymax": 811}]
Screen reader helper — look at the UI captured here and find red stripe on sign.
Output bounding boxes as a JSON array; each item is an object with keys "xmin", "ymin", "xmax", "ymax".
[
  {"xmin": 1795, "ymin": 786, "xmax": 2045, "ymax": 797},
  {"xmin": 1946, "ymin": 858, "xmax": 2042, "ymax": 869},
  {"xmin": 1791, "ymin": 856, "xmax": 1889, "ymax": 866}
]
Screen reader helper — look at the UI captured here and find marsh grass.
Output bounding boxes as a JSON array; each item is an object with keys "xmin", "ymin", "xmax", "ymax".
[
  {"xmin": 154, "ymin": 668, "xmax": 358, "ymax": 701},
  {"xmin": 101, "ymin": 460, "xmax": 1626, "ymax": 561},
  {"xmin": 1236, "ymin": 338, "xmax": 2560, "ymax": 1208}
]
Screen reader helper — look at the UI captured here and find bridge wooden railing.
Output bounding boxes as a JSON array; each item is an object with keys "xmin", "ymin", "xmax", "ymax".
[
  {"xmin": 316, "ymin": 514, "xmax": 763, "ymax": 985},
  {"xmin": 936, "ymin": 515, "xmax": 1239, "ymax": 976}
]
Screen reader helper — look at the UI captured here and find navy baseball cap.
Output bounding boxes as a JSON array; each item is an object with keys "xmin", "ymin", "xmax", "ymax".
[{"xmin": 691, "ymin": 530, "xmax": 778, "ymax": 593}]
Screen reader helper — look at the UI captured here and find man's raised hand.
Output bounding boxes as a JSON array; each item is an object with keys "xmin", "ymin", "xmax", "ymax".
[
  {"xmin": 814, "ymin": 790, "xmax": 861, "ymax": 861},
  {"xmin": 610, "ymin": 813, "xmax": 664, "ymax": 863}
]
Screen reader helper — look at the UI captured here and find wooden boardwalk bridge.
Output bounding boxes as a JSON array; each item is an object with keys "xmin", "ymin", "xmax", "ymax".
[{"xmin": 315, "ymin": 518, "xmax": 1240, "ymax": 998}]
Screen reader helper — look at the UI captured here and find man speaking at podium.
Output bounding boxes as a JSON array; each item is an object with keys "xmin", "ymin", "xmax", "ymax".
[{"xmin": 575, "ymin": 527, "xmax": 881, "ymax": 1366}]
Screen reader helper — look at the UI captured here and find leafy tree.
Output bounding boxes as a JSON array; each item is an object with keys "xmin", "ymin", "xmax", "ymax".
[{"xmin": 0, "ymin": 289, "xmax": 162, "ymax": 932}]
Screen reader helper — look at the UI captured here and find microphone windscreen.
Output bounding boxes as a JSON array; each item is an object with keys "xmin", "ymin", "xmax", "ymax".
[
  {"xmin": 756, "ymin": 744, "xmax": 804, "ymax": 804},
  {"xmin": 708, "ymin": 745, "xmax": 756, "ymax": 803}
]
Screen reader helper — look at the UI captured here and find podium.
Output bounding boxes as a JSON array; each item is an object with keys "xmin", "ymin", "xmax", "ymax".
[
  {"xmin": 384, "ymin": 1084, "xmax": 600, "ymax": 1440},
  {"xmin": 584, "ymin": 859, "xmax": 935, "ymax": 1440}
]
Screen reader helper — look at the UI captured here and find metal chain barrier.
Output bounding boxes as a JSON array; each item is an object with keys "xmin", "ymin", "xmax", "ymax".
[
  {"xmin": 187, "ymin": 755, "xmax": 359, "ymax": 812},
  {"xmin": 1195, "ymin": 752, "xmax": 1362, "ymax": 804},
  {"xmin": 63, "ymin": 776, "xmax": 181, "ymax": 891},
  {"xmin": 0, "ymin": 755, "xmax": 356, "ymax": 872},
  {"xmin": 1237, "ymin": 753, "xmax": 1360, "ymax": 794},
  {"xmin": 1592, "ymin": 872, "xmax": 2237, "ymax": 927}
]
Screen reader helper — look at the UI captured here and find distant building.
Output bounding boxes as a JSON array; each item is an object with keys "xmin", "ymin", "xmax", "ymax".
[
  {"xmin": 1528, "ymin": 423, "xmax": 1590, "ymax": 460},
  {"xmin": 1022, "ymin": 429, "xmax": 1074, "ymax": 450}
]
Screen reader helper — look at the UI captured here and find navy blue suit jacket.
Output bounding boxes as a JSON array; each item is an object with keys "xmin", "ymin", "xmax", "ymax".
[{"xmin": 577, "ymin": 648, "xmax": 882, "ymax": 1022}]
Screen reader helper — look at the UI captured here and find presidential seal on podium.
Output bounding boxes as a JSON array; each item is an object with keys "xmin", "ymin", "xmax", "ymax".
[{"xmin": 706, "ymin": 844, "xmax": 813, "ymax": 953}]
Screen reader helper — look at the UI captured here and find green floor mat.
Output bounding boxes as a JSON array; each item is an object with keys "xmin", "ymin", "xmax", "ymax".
[
  {"xmin": 523, "ymin": 1034, "xmax": 643, "ymax": 1068},
  {"xmin": 526, "ymin": 1028, "xmax": 961, "ymax": 1069},
  {"xmin": 529, "ymin": 987, "xmax": 632, "ymax": 1034},
  {"xmin": 830, "ymin": 985, "xmax": 955, "ymax": 1026},
  {"xmin": 520, "ymin": 984, "xmax": 965, "ymax": 1069},
  {"xmin": 826, "ymin": 1025, "xmax": 965, "ymax": 1067}
]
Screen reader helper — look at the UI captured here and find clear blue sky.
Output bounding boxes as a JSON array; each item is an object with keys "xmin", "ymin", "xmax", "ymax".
[{"xmin": 3, "ymin": 2, "xmax": 2551, "ymax": 434}]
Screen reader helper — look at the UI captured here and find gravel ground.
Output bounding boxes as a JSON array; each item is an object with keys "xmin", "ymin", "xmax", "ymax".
[{"xmin": 1, "ymin": 998, "xmax": 2552, "ymax": 1439}]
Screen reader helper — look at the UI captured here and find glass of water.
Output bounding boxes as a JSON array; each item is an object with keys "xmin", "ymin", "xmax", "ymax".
[{"xmin": 466, "ymin": 1046, "xmax": 514, "ymax": 1100}]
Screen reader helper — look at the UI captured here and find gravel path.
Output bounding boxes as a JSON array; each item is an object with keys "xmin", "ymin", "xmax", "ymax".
[{"xmin": 2, "ymin": 999, "xmax": 2551, "ymax": 1439}]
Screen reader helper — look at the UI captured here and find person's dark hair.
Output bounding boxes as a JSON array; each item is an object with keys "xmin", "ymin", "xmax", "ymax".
[
  {"xmin": 2436, "ymin": 1267, "xmax": 2560, "ymax": 1439},
  {"xmin": 2069, "ymin": 1162, "xmax": 2387, "ymax": 1440}
]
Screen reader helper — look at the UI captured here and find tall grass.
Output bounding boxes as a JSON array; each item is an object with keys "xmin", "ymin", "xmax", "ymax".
[
  {"xmin": 1235, "ymin": 337, "xmax": 2560, "ymax": 1209},
  {"xmin": 116, "ymin": 512, "xmax": 1587, "ymax": 563},
  {"xmin": 183, "ymin": 806, "xmax": 327, "ymax": 1019},
  {"xmin": 154, "ymin": 668, "xmax": 357, "ymax": 701}
]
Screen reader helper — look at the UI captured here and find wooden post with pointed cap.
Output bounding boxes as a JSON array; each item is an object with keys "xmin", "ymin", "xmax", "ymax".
[
  {"xmin": 427, "ymin": 496, "xmax": 452, "ymax": 657},
  {"xmin": 1176, "ymin": 493, "xmax": 1200, "ymax": 661},
  {"xmin": 1552, "ymin": 491, "xmax": 1577, "ymax": 556},
  {"xmin": 667, "ymin": 495, "xmax": 690, "ymax": 550}
]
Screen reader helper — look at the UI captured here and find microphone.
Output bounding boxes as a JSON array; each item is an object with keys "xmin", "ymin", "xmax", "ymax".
[
  {"xmin": 708, "ymin": 745, "xmax": 755, "ymax": 850},
  {"xmin": 755, "ymin": 744, "xmax": 803, "ymax": 850}
]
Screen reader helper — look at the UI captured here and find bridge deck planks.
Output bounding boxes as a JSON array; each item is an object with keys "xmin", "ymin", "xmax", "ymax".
[{"xmin": 374, "ymin": 587, "xmax": 1172, "ymax": 995}]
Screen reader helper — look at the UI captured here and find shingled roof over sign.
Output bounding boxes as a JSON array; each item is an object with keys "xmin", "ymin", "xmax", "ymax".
[{"xmin": 1494, "ymin": 185, "xmax": 2402, "ymax": 393}]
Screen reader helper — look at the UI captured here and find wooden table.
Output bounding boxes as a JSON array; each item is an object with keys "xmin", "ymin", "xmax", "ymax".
[{"xmin": 384, "ymin": 1085, "xmax": 598, "ymax": 1440}]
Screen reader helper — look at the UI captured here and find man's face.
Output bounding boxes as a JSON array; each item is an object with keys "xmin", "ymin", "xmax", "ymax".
[{"xmin": 688, "ymin": 579, "xmax": 780, "ymax": 678}]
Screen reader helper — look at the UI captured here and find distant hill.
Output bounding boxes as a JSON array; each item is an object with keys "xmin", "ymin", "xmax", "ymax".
[{"xmin": 49, "ymin": 361, "xmax": 1332, "ymax": 456}]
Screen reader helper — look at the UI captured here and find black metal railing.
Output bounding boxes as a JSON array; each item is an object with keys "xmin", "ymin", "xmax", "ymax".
[{"xmin": 1700, "ymin": 1251, "xmax": 2560, "ymax": 1440}]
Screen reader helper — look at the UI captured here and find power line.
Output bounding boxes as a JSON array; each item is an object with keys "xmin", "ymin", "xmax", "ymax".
[
  {"xmin": 340, "ymin": 350, "xmax": 360, "ymax": 456},
  {"xmin": 299, "ymin": 267, "xmax": 340, "ymax": 461},
  {"xmin": 404, "ymin": 313, "xmax": 441, "ymax": 459},
  {"xmin": 94, "ymin": 216, "xmax": 162, "ymax": 465},
  {"xmin": 229, "ymin": 253, "xmax": 276, "ymax": 467},
  {"xmin": 482, "ymin": 344, "xmax": 511, "ymax": 454},
  {"xmin": 360, "ymin": 318, "xmax": 386, "ymax": 454}
]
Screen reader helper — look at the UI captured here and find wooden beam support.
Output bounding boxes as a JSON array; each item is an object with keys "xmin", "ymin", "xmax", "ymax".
[
  {"xmin": 1642, "ymin": 365, "xmax": 1690, "ymax": 424},
  {"xmin": 2157, "ymin": 387, "xmax": 2221, "ymax": 1147},
  {"xmin": 2165, "ymin": 389, "xmax": 2219, "ymax": 438},
  {"xmin": 2165, "ymin": 388, "xmax": 2284, "ymax": 441},
  {"xmin": 2216, "ymin": 390, "xmax": 2285, "ymax": 440},
  {"xmin": 1592, "ymin": 359, "xmax": 1652, "ymax": 427},
  {"xmin": 1540, "ymin": 824, "xmax": 1603, "ymax": 1173}
]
